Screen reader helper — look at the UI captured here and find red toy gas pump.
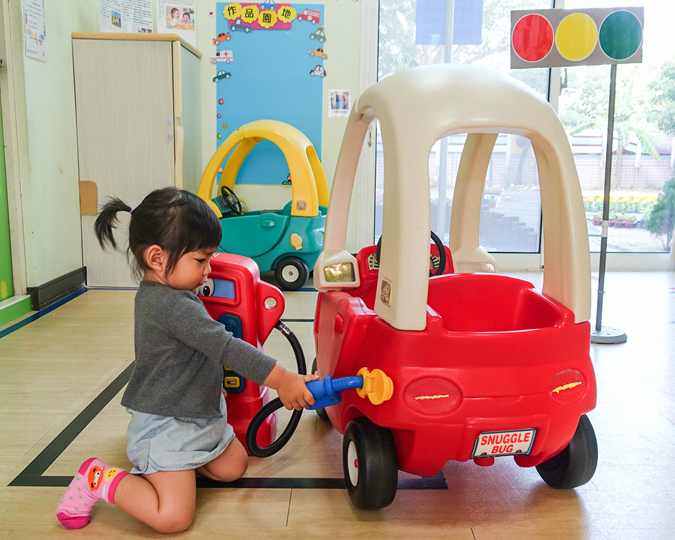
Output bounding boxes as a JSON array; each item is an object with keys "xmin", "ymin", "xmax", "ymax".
[{"xmin": 197, "ymin": 252, "xmax": 304, "ymax": 454}]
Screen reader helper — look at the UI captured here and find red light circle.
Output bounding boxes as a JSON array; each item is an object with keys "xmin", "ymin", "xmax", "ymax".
[{"xmin": 512, "ymin": 14, "xmax": 554, "ymax": 63}]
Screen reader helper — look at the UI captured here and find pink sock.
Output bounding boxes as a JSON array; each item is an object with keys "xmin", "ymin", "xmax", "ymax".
[{"xmin": 55, "ymin": 458, "xmax": 129, "ymax": 529}]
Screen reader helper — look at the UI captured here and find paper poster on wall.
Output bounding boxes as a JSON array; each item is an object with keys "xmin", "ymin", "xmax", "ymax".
[
  {"xmin": 99, "ymin": 0, "xmax": 153, "ymax": 33},
  {"xmin": 329, "ymin": 89, "xmax": 350, "ymax": 117},
  {"xmin": 213, "ymin": 3, "xmax": 325, "ymax": 185},
  {"xmin": 157, "ymin": 0, "xmax": 197, "ymax": 46},
  {"xmin": 21, "ymin": 0, "xmax": 46, "ymax": 61}
]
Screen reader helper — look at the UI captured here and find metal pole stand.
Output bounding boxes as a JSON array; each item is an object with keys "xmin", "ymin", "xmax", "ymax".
[{"xmin": 591, "ymin": 63, "xmax": 627, "ymax": 345}]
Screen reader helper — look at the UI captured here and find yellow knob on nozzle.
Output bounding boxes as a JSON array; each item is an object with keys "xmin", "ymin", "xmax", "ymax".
[{"xmin": 356, "ymin": 367, "xmax": 393, "ymax": 405}]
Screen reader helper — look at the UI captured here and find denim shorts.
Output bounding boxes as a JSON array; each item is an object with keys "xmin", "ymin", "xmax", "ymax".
[{"xmin": 126, "ymin": 393, "xmax": 236, "ymax": 475}]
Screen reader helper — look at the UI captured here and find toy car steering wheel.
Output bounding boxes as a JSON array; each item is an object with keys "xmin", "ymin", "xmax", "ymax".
[
  {"xmin": 220, "ymin": 185, "xmax": 244, "ymax": 215},
  {"xmin": 375, "ymin": 230, "xmax": 447, "ymax": 277}
]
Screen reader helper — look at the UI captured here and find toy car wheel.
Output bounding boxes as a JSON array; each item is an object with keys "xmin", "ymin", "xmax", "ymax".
[
  {"xmin": 343, "ymin": 417, "xmax": 398, "ymax": 510},
  {"xmin": 536, "ymin": 414, "xmax": 598, "ymax": 489},
  {"xmin": 275, "ymin": 257, "xmax": 309, "ymax": 290},
  {"xmin": 310, "ymin": 34, "xmax": 315, "ymax": 40},
  {"xmin": 311, "ymin": 358, "xmax": 329, "ymax": 421}
]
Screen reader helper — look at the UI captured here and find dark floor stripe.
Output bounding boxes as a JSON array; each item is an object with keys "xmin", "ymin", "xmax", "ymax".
[
  {"xmin": 186, "ymin": 475, "xmax": 446, "ymax": 490},
  {"xmin": 20, "ymin": 474, "xmax": 446, "ymax": 490},
  {"xmin": 0, "ymin": 287, "xmax": 88, "ymax": 340},
  {"xmin": 8, "ymin": 362, "xmax": 135, "ymax": 487}
]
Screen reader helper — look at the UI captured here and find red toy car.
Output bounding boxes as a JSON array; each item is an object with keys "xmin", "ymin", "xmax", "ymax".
[
  {"xmin": 296, "ymin": 9, "xmax": 321, "ymax": 24},
  {"xmin": 312, "ymin": 64, "xmax": 598, "ymax": 510}
]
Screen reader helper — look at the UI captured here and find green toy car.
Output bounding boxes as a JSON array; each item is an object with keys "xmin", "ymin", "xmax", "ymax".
[{"xmin": 198, "ymin": 120, "xmax": 329, "ymax": 290}]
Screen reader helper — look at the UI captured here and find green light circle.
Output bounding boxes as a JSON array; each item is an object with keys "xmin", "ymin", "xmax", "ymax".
[{"xmin": 599, "ymin": 11, "xmax": 642, "ymax": 61}]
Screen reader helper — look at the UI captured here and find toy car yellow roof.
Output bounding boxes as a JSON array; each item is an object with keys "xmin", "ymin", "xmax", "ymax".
[
  {"xmin": 198, "ymin": 119, "xmax": 329, "ymax": 218},
  {"xmin": 315, "ymin": 64, "xmax": 590, "ymax": 331}
]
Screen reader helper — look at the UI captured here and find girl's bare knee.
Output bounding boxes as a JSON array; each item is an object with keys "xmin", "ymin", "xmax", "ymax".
[
  {"xmin": 153, "ymin": 512, "xmax": 194, "ymax": 534},
  {"xmin": 232, "ymin": 454, "xmax": 248, "ymax": 481}
]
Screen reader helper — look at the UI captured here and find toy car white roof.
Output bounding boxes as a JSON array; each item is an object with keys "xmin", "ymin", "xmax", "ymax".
[{"xmin": 315, "ymin": 64, "xmax": 591, "ymax": 331}]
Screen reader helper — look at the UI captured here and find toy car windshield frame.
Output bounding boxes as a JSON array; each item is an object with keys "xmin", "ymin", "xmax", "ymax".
[
  {"xmin": 198, "ymin": 119, "xmax": 329, "ymax": 219},
  {"xmin": 314, "ymin": 64, "xmax": 591, "ymax": 331}
]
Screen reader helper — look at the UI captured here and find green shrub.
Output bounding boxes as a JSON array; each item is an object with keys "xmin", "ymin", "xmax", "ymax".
[{"xmin": 645, "ymin": 178, "xmax": 675, "ymax": 250}]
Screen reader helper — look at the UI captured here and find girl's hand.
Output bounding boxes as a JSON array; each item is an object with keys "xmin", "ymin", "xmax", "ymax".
[{"xmin": 266, "ymin": 367, "xmax": 319, "ymax": 410}]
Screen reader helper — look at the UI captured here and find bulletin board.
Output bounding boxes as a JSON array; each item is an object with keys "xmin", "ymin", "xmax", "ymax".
[{"xmin": 213, "ymin": 3, "xmax": 326, "ymax": 185}]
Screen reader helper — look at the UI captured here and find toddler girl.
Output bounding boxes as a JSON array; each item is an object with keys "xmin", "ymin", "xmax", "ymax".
[{"xmin": 56, "ymin": 187, "xmax": 316, "ymax": 533}]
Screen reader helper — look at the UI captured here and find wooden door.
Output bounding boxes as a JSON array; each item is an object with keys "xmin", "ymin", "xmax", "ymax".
[{"xmin": 74, "ymin": 39, "xmax": 176, "ymax": 287}]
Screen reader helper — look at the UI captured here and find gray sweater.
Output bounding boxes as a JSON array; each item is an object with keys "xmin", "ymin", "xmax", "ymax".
[{"xmin": 121, "ymin": 281, "xmax": 277, "ymax": 418}]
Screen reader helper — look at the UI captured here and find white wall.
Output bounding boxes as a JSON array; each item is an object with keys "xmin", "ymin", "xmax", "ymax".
[
  {"xmin": 3, "ymin": 0, "xmax": 99, "ymax": 289},
  {"xmin": 3, "ymin": 0, "xmax": 367, "ymax": 294}
]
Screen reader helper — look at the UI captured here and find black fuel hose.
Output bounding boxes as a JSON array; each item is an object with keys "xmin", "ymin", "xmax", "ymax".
[{"xmin": 246, "ymin": 320, "xmax": 307, "ymax": 457}]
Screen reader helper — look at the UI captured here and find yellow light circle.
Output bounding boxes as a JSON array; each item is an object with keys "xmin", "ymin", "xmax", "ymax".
[{"xmin": 556, "ymin": 13, "xmax": 598, "ymax": 61}]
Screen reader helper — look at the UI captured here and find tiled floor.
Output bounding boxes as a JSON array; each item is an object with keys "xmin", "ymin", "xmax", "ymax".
[{"xmin": 0, "ymin": 271, "xmax": 673, "ymax": 539}]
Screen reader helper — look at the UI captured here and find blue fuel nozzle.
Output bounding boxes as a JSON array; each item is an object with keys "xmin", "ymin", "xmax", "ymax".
[{"xmin": 306, "ymin": 375, "xmax": 364, "ymax": 410}]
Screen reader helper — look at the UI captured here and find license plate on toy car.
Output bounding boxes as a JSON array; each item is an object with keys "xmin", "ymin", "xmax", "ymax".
[{"xmin": 472, "ymin": 429, "xmax": 537, "ymax": 458}]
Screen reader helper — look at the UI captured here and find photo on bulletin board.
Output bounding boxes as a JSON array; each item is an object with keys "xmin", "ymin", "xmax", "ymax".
[{"xmin": 214, "ymin": 3, "xmax": 325, "ymax": 185}]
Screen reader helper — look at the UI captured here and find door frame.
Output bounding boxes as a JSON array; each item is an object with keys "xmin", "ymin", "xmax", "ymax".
[
  {"xmin": 354, "ymin": 0, "xmax": 378, "ymax": 252},
  {"xmin": 0, "ymin": 0, "xmax": 29, "ymax": 296}
]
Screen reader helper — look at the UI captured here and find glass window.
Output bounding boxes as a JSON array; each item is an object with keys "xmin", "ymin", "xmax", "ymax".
[
  {"xmin": 376, "ymin": 0, "xmax": 675, "ymax": 257},
  {"xmin": 376, "ymin": 0, "xmax": 552, "ymax": 252},
  {"xmin": 557, "ymin": 0, "xmax": 675, "ymax": 253}
]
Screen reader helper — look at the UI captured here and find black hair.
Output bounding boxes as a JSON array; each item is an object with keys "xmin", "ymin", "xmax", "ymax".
[{"xmin": 94, "ymin": 187, "xmax": 222, "ymax": 279}]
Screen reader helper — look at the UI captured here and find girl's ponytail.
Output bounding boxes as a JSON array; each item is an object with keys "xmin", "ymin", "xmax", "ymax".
[{"xmin": 94, "ymin": 197, "xmax": 132, "ymax": 250}]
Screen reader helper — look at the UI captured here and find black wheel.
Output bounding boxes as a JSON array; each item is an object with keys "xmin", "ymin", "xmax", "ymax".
[
  {"xmin": 311, "ymin": 358, "xmax": 329, "ymax": 421},
  {"xmin": 536, "ymin": 414, "xmax": 598, "ymax": 489},
  {"xmin": 220, "ymin": 185, "xmax": 243, "ymax": 215},
  {"xmin": 376, "ymin": 230, "xmax": 446, "ymax": 277},
  {"xmin": 343, "ymin": 417, "xmax": 398, "ymax": 510},
  {"xmin": 274, "ymin": 257, "xmax": 309, "ymax": 290}
]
